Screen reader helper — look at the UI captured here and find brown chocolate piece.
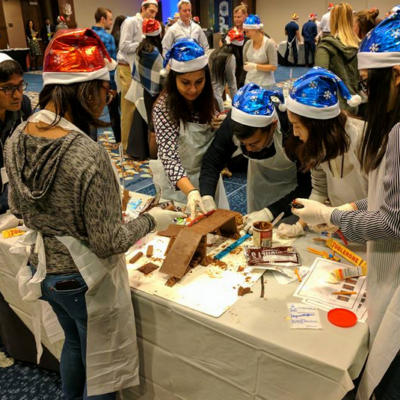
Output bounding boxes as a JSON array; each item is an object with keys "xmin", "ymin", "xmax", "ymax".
[
  {"xmin": 137, "ymin": 262, "xmax": 159, "ymax": 275},
  {"xmin": 157, "ymin": 224, "xmax": 185, "ymax": 237},
  {"xmin": 201, "ymin": 256, "xmax": 213, "ymax": 266},
  {"xmin": 164, "ymin": 236, "xmax": 176, "ymax": 256},
  {"xmin": 129, "ymin": 252, "xmax": 143, "ymax": 264},
  {"xmin": 146, "ymin": 245, "xmax": 154, "ymax": 258},
  {"xmin": 237, "ymin": 266, "xmax": 245, "ymax": 272},
  {"xmin": 237, "ymin": 286, "xmax": 252, "ymax": 296},
  {"xmin": 122, "ymin": 190, "xmax": 130, "ymax": 212},
  {"xmin": 253, "ymin": 221, "xmax": 273, "ymax": 230}
]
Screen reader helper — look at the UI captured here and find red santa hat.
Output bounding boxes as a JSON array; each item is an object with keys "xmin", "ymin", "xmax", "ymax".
[
  {"xmin": 142, "ymin": 0, "xmax": 158, "ymax": 6},
  {"xmin": 328, "ymin": 3, "xmax": 334, "ymax": 9},
  {"xmin": 225, "ymin": 28, "xmax": 244, "ymax": 46},
  {"xmin": 43, "ymin": 28, "xmax": 117, "ymax": 86},
  {"xmin": 142, "ymin": 18, "xmax": 162, "ymax": 38}
]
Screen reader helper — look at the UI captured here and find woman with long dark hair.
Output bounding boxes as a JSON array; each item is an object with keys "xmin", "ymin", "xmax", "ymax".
[
  {"xmin": 292, "ymin": 13, "xmax": 400, "ymax": 399},
  {"xmin": 150, "ymin": 38, "xmax": 228, "ymax": 216},
  {"xmin": 25, "ymin": 20, "xmax": 42, "ymax": 71},
  {"xmin": 209, "ymin": 28, "xmax": 241, "ymax": 111},
  {"xmin": 276, "ymin": 67, "xmax": 366, "ymax": 237},
  {"xmin": 4, "ymin": 29, "xmax": 182, "ymax": 400},
  {"xmin": 111, "ymin": 15, "xmax": 126, "ymax": 51},
  {"xmin": 131, "ymin": 18, "xmax": 164, "ymax": 158}
]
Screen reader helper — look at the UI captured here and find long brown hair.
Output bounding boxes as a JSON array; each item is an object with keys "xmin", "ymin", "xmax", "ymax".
[
  {"xmin": 38, "ymin": 80, "xmax": 110, "ymax": 133},
  {"xmin": 358, "ymin": 67, "xmax": 400, "ymax": 173},
  {"xmin": 354, "ymin": 8, "xmax": 380, "ymax": 39},
  {"xmin": 286, "ymin": 111, "xmax": 350, "ymax": 171},
  {"xmin": 330, "ymin": 2, "xmax": 360, "ymax": 48}
]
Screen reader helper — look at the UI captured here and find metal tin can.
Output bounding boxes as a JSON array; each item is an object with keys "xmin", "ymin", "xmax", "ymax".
[{"xmin": 252, "ymin": 221, "xmax": 273, "ymax": 248}]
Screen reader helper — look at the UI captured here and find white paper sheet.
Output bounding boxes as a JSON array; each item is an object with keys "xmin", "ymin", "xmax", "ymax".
[
  {"xmin": 294, "ymin": 258, "xmax": 368, "ymax": 322},
  {"xmin": 288, "ymin": 303, "xmax": 322, "ymax": 329}
]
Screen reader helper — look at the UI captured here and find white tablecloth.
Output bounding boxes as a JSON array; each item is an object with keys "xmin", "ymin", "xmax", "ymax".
[{"xmin": 0, "ymin": 193, "xmax": 368, "ymax": 399}]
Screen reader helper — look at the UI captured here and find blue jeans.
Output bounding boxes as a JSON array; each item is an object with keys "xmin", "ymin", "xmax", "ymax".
[
  {"xmin": 40, "ymin": 272, "xmax": 116, "ymax": 400},
  {"xmin": 375, "ymin": 350, "xmax": 400, "ymax": 400}
]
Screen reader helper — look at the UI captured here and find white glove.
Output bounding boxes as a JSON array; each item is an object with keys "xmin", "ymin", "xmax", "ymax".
[
  {"xmin": 202, "ymin": 195, "xmax": 217, "ymax": 213},
  {"xmin": 277, "ymin": 221, "xmax": 305, "ymax": 238},
  {"xmin": 243, "ymin": 208, "xmax": 273, "ymax": 234},
  {"xmin": 244, "ymin": 62, "xmax": 257, "ymax": 72},
  {"xmin": 291, "ymin": 199, "xmax": 334, "ymax": 226},
  {"xmin": 147, "ymin": 207, "xmax": 185, "ymax": 231},
  {"xmin": 187, "ymin": 190, "xmax": 207, "ymax": 216},
  {"xmin": 308, "ymin": 203, "xmax": 354, "ymax": 233}
]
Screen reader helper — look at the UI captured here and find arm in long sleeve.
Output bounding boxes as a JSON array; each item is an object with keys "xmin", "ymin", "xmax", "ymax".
[
  {"xmin": 153, "ymin": 99, "xmax": 187, "ymax": 189},
  {"xmin": 119, "ymin": 19, "xmax": 140, "ymax": 55},
  {"xmin": 197, "ymin": 27, "xmax": 210, "ymax": 51},
  {"xmin": 268, "ymin": 162, "xmax": 312, "ymax": 218},
  {"xmin": 162, "ymin": 29, "xmax": 175, "ymax": 56},
  {"xmin": 315, "ymin": 45, "xmax": 330, "ymax": 69},
  {"xmin": 83, "ymin": 147, "xmax": 155, "ymax": 259},
  {"xmin": 309, "ymin": 164, "xmax": 329, "ymax": 203},
  {"xmin": 200, "ymin": 113, "xmax": 237, "ymax": 197},
  {"xmin": 7, "ymin": 182, "xmax": 22, "ymax": 219},
  {"xmin": 331, "ymin": 124, "xmax": 400, "ymax": 243},
  {"xmin": 225, "ymin": 56, "xmax": 237, "ymax": 100}
]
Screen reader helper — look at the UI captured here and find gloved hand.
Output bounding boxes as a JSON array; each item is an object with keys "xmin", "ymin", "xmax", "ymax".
[
  {"xmin": 277, "ymin": 221, "xmax": 305, "ymax": 238},
  {"xmin": 308, "ymin": 203, "xmax": 355, "ymax": 233},
  {"xmin": 202, "ymin": 195, "xmax": 217, "ymax": 213},
  {"xmin": 243, "ymin": 208, "xmax": 273, "ymax": 234},
  {"xmin": 291, "ymin": 199, "xmax": 334, "ymax": 226},
  {"xmin": 187, "ymin": 190, "xmax": 207, "ymax": 216},
  {"xmin": 244, "ymin": 62, "xmax": 257, "ymax": 72},
  {"xmin": 147, "ymin": 207, "xmax": 185, "ymax": 231}
]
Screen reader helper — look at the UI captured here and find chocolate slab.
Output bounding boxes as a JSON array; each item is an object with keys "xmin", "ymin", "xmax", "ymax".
[
  {"xmin": 157, "ymin": 224, "xmax": 185, "ymax": 238},
  {"xmin": 137, "ymin": 262, "xmax": 159, "ymax": 275}
]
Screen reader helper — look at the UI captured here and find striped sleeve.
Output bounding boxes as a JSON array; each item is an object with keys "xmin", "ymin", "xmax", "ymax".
[
  {"xmin": 355, "ymin": 198, "xmax": 368, "ymax": 210},
  {"xmin": 331, "ymin": 124, "xmax": 400, "ymax": 243}
]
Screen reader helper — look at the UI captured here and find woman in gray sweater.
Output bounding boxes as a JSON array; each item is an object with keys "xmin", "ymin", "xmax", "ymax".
[{"xmin": 5, "ymin": 28, "xmax": 182, "ymax": 399}]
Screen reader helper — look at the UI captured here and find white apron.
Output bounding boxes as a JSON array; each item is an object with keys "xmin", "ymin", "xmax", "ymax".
[
  {"xmin": 356, "ymin": 152, "xmax": 400, "ymax": 400},
  {"xmin": 9, "ymin": 111, "xmax": 139, "ymax": 397},
  {"xmin": 245, "ymin": 36, "xmax": 275, "ymax": 89},
  {"xmin": 318, "ymin": 118, "xmax": 368, "ymax": 206},
  {"xmin": 150, "ymin": 120, "xmax": 229, "ymax": 208},
  {"xmin": 235, "ymin": 128, "xmax": 297, "ymax": 213}
]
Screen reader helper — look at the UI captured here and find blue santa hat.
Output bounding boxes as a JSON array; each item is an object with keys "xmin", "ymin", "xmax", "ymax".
[
  {"xmin": 358, "ymin": 7, "xmax": 400, "ymax": 69},
  {"xmin": 160, "ymin": 38, "xmax": 208, "ymax": 76},
  {"xmin": 243, "ymin": 14, "xmax": 264, "ymax": 30},
  {"xmin": 285, "ymin": 67, "xmax": 361, "ymax": 119},
  {"xmin": 231, "ymin": 83, "xmax": 285, "ymax": 127}
]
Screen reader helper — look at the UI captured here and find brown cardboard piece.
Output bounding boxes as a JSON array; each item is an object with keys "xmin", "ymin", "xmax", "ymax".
[{"xmin": 159, "ymin": 209, "xmax": 240, "ymax": 282}]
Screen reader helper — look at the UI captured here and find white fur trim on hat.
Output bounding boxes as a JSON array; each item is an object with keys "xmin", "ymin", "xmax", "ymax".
[
  {"xmin": 357, "ymin": 51, "xmax": 400, "ymax": 69},
  {"xmin": 105, "ymin": 58, "xmax": 117, "ymax": 71},
  {"xmin": 170, "ymin": 54, "xmax": 208, "ymax": 73},
  {"xmin": 43, "ymin": 66, "xmax": 110, "ymax": 86},
  {"xmin": 145, "ymin": 28, "xmax": 162, "ymax": 36},
  {"xmin": 142, "ymin": 0, "xmax": 158, "ymax": 5},
  {"xmin": 0, "ymin": 53, "xmax": 13, "ymax": 64},
  {"xmin": 231, "ymin": 107, "xmax": 276, "ymax": 127},
  {"xmin": 243, "ymin": 23, "xmax": 264, "ymax": 30},
  {"xmin": 285, "ymin": 95, "xmax": 340, "ymax": 120}
]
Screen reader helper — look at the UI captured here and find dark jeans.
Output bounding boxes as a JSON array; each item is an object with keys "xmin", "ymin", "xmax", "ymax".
[
  {"xmin": 0, "ymin": 184, "xmax": 9, "ymax": 214},
  {"xmin": 304, "ymin": 40, "xmax": 316, "ymax": 66},
  {"xmin": 40, "ymin": 271, "xmax": 116, "ymax": 400},
  {"xmin": 285, "ymin": 40, "xmax": 298, "ymax": 65},
  {"xmin": 374, "ymin": 351, "xmax": 400, "ymax": 400},
  {"xmin": 108, "ymin": 94, "xmax": 121, "ymax": 143}
]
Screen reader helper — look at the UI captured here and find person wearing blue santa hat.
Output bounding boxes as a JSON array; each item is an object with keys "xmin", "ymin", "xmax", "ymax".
[
  {"xmin": 292, "ymin": 9, "xmax": 400, "ymax": 400},
  {"xmin": 150, "ymin": 38, "xmax": 229, "ymax": 216},
  {"xmin": 199, "ymin": 82, "xmax": 312, "ymax": 232},
  {"xmin": 277, "ymin": 67, "xmax": 367, "ymax": 238}
]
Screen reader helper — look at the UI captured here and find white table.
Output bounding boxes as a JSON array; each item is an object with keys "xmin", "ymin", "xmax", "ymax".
[{"xmin": 0, "ymin": 192, "xmax": 368, "ymax": 399}]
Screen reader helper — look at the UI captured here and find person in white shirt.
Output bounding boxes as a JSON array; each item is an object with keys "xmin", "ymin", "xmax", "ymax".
[
  {"xmin": 319, "ymin": 3, "xmax": 334, "ymax": 37},
  {"xmin": 162, "ymin": 0, "xmax": 209, "ymax": 55},
  {"xmin": 116, "ymin": 0, "xmax": 158, "ymax": 150}
]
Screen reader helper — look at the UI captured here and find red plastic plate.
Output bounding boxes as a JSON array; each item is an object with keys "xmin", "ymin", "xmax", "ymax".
[{"xmin": 328, "ymin": 308, "xmax": 357, "ymax": 328}]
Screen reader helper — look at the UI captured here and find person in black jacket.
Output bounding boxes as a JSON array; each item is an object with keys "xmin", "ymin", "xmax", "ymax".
[
  {"xmin": 0, "ymin": 55, "xmax": 32, "ymax": 214},
  {"xmin": 199, "ymin": 83, "xmax": 311, "ymax": 233},
  {"xmin": 41, "ymin": 18, "xmax": 55, "ymax": 46},
  {"xmin": 302, "ymin": 15, "xmax": 318, "ymax": 67}
]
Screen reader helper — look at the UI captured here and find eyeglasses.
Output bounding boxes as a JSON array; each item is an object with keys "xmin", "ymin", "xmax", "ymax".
[
  {"xmin": 358, "ymin": 78, "xmax": 368, "ymax": 94},
  {"xmin": 0, "ymin": 82, "xmax": 28, "ymax": 96},
  {"xmin": 101, "ymin": 84, "xmax": 114, "ymax": 105}
]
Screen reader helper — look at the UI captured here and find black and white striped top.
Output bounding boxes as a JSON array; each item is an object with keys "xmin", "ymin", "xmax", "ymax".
[{"xmin": 331, "ymin": 123, "xmax": 400, "ymax": 243}]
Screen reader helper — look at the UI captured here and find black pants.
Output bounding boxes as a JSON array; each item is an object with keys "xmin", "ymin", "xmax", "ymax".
[
  {"xmin": 284, "ymin": 40, "xmax": 298, "ymax": 65},
  {"xmin": 108, "ymin": 94, "xmax": 121, "ymax": 143},
  {"xmin": 304, "ymin": 41, "xmax": 316, "ymax": 66}
]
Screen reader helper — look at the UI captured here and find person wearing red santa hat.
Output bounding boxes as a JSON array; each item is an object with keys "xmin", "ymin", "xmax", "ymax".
[
  {"xmin": 4, "ymin": 28, "xmax": 183, "ymax": 400},
  {"xmin": 117, "ymin": 0, "xmax": 158, "ymax": 151}
]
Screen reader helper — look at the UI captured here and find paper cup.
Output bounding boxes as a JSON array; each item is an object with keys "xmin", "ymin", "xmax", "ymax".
[{"xmin": 252, "ymin": 221, "xmax": 273, "ymax": 247}]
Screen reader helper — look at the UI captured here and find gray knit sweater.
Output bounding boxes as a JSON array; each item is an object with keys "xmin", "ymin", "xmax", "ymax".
[{"xmin": 5, "ymin": 124, "xmax": 155, "ymax": 274}]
